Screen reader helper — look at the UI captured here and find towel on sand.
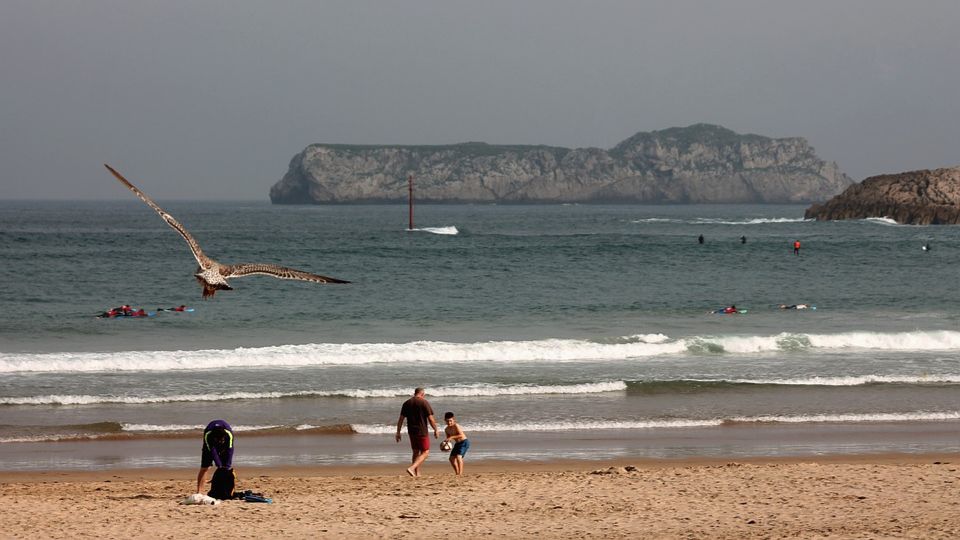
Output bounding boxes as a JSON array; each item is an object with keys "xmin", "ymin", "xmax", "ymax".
[{"xmin": 180, "ymin": 493, "xmax": 220, "ymax": 505}]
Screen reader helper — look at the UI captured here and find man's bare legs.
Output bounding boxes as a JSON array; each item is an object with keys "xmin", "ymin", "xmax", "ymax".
[{"xmin": 407, "ymin": 448, "xmax": 430, "ymax": 476}]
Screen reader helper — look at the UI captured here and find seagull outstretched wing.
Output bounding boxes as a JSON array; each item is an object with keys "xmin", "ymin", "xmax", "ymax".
[
  {"xmin": 104, "ymin": 164, "xmax": 211, "ymax": 268},
  {"xmin": 223, "ymin": 263, "xmax": 351, "ymax": 284}
]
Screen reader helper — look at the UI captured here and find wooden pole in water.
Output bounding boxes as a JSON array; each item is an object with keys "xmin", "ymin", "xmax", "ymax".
[{"xmin": 408, "ymin": 174, "xmax": 414, "ymax": 230}]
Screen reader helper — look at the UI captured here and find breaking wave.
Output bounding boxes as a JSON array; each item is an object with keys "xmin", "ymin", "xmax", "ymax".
[
  {"xmin": 0, "ymin": 381, "xmax": 628, "ymax": 406},
  {"xmin": 6, "ymin": 410, "xmax": 960, "ymax": 443},
  {"xmin": 2, "ymin": 330, "xmax": 959, "ymax": 374},
  {"xmin": 353, "ymin": 410, "xmax": 960, "ymax": 434}
]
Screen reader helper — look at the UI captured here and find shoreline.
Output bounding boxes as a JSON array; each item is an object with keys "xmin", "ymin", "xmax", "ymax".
[
  {"xmin": 4, "ymin": 451, "xmax": 958, "ymax": 484},
  {"xmin": 3, "ymin": 419, "xmax": 958, "ymax": 474}
]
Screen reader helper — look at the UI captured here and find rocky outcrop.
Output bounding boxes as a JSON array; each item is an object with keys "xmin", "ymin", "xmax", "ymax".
[
  {"xmin": 269, "ymin": 124, "xmax": 852, "ymax": 204},
  {"xmin": 804, "ymin": 167, "xmax": 960, "ymax": 225}
]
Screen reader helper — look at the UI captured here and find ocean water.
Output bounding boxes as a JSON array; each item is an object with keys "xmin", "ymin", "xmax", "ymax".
[{"xmin": 1, "ymin": 201, "xmax": 959, "ymax": 470}]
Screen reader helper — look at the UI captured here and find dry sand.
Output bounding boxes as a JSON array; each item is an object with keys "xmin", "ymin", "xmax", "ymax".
[{"xmin": 2, "ymin": 455, "xmax": 959, "ymax": 539}]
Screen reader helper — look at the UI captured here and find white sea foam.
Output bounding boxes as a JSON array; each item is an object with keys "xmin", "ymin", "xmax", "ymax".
[
  {"xmin": 3, "ymin": 330, "xmax": 959, "ymax": 373},
  {"xmin": 0, "ymin": 392, "xmax": 300, "ymax": 406},
  {"xmin": 423, "ymin": 381, "xmax": 627, "ymax": 397},
  {"xmin": 0, "ymin": 435, "xmax": 91, "ymax": 443},
  {"xmin": 632, "ymin": 333, "xmax": 671, "ymax": 344},
  {"xmin": 4, "ymin": 411, "xmax": 959, "ymax": 443},
  {"xmin": 630, "ymin": 218, "xmax": 683, "ymax": 224},
  {"xmin": 0, "ymin": 339, "xmax": 687, "ymax": 373},
  {"xmin": 805, "ymin": 330, "xmax": 960, "ymax": 350},
  {"xmin": 0, "ymin": 423, "xmax": 282, "ymax": 443},
  {"xmin": 690, "ymin": 330, "xmax": 960, "ymax": 354},
  {"xmin": 0, "ymin": 381, "xmax": 628, "ymax": 406},
  {"xmin": 409, "ymin": 226, "xmax": 459, "ymax": 235},
  {"xmin": 863, "ymin": 217, "xmax": 901, "ymax": 226},
  {"xmin": 352, "ymin": 419, "xmax": 721, "ymax": 434},
  {"xmin": 120, "ymin": 423, "xmax": 280, "ymax": 432},
  {"xmin": 737, "ymin": 411, "xmax": 960, "ymax": 424},
  {"xmin": 351, "ymin": 410, "xmax": 960, "ymax": 434},
  {"xmin": 5, "ymin": 376, "xmax": 957, "ymax": 406},
  {"xmin": 631, "ymin": 217, "xmax": 808, "ymax": 225},
  {"xmin": 695, "ymin": 217, "xmax": 810, "ymax": 225},
  {"xmin": 724, "ymin": 375, "xmax": 960, "ymax": 386}
]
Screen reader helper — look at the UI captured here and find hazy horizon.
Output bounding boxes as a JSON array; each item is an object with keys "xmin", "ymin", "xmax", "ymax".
[{"xmin": 2, "ymin": 1, "xmax": 958, "ymax": 200}]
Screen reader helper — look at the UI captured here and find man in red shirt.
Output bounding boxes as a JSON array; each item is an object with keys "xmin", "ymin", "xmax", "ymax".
[{"xmin": 396, "ymin": 387, "xmax": 440, "ymax": 477}]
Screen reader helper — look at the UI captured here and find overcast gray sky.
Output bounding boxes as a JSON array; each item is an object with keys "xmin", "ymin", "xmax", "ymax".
[{"xmin": 1, "ymin": 0, "xmax": 957, "ymax": 200}]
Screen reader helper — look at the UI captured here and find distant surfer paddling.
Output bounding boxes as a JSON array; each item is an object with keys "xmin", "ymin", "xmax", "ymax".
[
  {"xmin": 104, "ymin": 164, "xmax": 350, "ymax": 298},
  {"xmin": 97, "ymin": 305, "xmax": 149, "ymax": 318},
  {"xmin": 97, "ymin": 304, "xmax": 132, "ymax": 318}
]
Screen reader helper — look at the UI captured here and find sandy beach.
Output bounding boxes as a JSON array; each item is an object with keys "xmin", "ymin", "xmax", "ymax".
[{"xmin": 3, "ymin": 454, "xmax": 959, "ymax": 539}]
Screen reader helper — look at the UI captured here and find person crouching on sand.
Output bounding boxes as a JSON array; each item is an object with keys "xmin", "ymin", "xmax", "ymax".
[
  {"xmin": 442, "ymin": 412, "xmax": 470, "ymax": 476},
  {"xmin": 196, "ymin": 420, "xmax": 234, "ymax": 493}
]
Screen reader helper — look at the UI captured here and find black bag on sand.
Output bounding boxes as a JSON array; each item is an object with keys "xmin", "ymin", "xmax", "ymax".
[{"xmin": 208, "ymin": 467, "xmax": 236, "ymax": 500}]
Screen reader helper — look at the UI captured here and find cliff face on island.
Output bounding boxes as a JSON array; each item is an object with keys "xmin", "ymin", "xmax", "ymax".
[
  {"xmin": 804, "ymin": 167, "xmax": 960, "ymax": 225},
  {"xmin": 269, "ymin": 124, "xmax": 852, "ymax": 204}
]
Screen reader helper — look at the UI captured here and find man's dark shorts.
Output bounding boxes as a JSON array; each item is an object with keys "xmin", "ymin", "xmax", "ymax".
[
  {"xmin": 201, "ymin": 446, "xmax": 228, "ymax": 468},
  {"xmin": 409, "ymin": 436, "xmax": 430, "ymax": 452}
]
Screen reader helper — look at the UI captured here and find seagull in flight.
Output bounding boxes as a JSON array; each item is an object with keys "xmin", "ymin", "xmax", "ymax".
[{"xmin": 104, "ymin": 164, "xmax": 350, "ymax": 298}]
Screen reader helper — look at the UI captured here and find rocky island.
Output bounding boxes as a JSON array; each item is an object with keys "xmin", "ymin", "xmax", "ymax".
[
  {"xmin": 804, "ymin": 167, "xmax": 960, "ymax": 225},
  {"xmin": 269, "ymin": 124, "xmax": 852, "ymax": 204}
]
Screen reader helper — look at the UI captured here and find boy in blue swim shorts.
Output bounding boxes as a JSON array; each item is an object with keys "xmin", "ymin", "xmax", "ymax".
[{"xmin": 442, "ymin": 412, "xmax": 470, "ymax": 476}]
